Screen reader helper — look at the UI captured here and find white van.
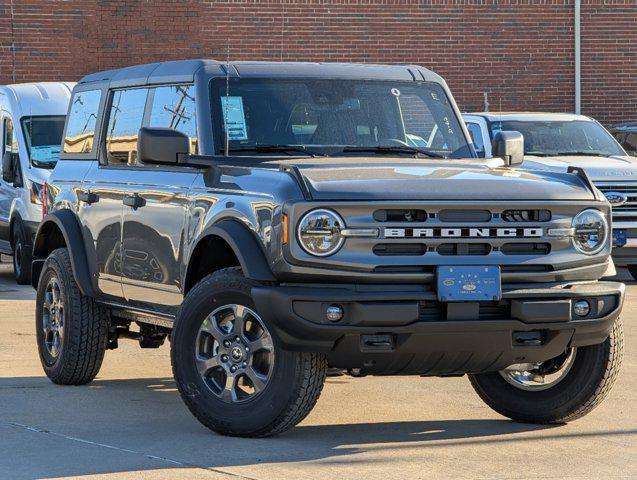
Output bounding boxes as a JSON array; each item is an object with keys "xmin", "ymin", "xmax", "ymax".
[{"xmin": 0, "ymin": 82, "xmax": 74, "ymax": 283}]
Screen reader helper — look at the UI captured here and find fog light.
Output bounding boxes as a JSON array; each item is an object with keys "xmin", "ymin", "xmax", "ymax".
[
  {"xmin": 326, "ymin": 305, "xmax": 344, "ymax": 322},
  {"xmin": 574, "ymin": 300, "xmax": 591, "ymax": 317}
]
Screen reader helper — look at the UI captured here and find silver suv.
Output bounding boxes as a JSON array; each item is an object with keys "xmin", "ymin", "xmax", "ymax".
[{"xmin": 32, "ymin": 60, "xmax": 623, "ymax": 437}]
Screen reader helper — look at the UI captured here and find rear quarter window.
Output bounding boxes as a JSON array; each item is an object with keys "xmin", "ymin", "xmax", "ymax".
[{"xmin": 63, "ymin": 90, "xmax": 102, "ymax": 154}]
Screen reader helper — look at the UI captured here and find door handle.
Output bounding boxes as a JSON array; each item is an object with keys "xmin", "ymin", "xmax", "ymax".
[
  {"xmin": 123, "ymin": 194, "xmax": 146, "ymax": 209},
  {"xmin": 77, "ymin": 190, "xmax": 99, "ymax": 205}
]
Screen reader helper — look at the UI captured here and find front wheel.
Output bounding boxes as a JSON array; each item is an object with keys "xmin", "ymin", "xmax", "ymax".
[
  {"xmin": 469, "ymin": 319, "xmax": 623, "ymax": 424},
  {"xmin": 12, "ymin": 223, "xmax": 31, "ymax": 284},
  {"xmin": 171, "ymin": 268, "xmax": 327, "ymax": 437},
  {"xmin": 627, "ymin": 265, "xmax": 637, "ymax": 281}
]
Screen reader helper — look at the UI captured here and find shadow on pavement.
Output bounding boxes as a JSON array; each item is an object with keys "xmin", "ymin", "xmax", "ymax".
[{"xmin": 2, "ymin": 375, "xmax": 636, "ymax": 480}]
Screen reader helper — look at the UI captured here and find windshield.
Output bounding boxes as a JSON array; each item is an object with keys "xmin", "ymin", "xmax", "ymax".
[
  {"xmin": 490, "ymin": 120, "xmax": 625, "ymax": 157},
  {"xmin": 210, "ymin": 78, "xmax": 473, "ymax": 159},
  {"xmin": 21, "ymin": 116, "xmax": 66, "ymax": 168}
]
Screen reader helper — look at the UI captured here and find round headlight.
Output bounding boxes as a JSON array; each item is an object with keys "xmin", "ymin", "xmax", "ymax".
[
  {"xmin": 297, "ymin": 209, "xmax": 345, "ymax": 257},
  {"xmin": 572, "ymin": 209, "xmax": 608, "ymax": 255}
]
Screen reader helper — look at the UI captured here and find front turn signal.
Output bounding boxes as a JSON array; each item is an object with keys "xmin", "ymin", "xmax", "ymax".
[{"xmin": 282, "ymin": 214, "xmax": 289, "ymax": 244}]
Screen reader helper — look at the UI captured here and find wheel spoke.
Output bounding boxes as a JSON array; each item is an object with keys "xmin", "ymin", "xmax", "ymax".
[
  {"xmin": 199, "ymin": 315, "xmax": 225, "ymax": 341},
  {"xmin": 195, "ymin": 354, "xmax": 221, "ymax": 376},
  {"xmin": 51, "ymin": 284, "xmax": 60, "ymax": 305},
  {"xmin": 245, "ymin": 367, "xmax": 267, "ymax": 393},
  {"xmin": 248, "ymin": 334, "xmax": 274, "ymax": 353},
  {"xmin": 220, "ymin": 374, "xmax": 238, "ymax": 402},
  {"xmin": 231, "ymin": 305, "xmax": 248, "ymax": 336}
]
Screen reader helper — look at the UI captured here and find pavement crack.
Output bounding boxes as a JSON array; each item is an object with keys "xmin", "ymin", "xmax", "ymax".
[{"xmin": 7, "ymin": 421, "xmax": 255, "ymax": 480}]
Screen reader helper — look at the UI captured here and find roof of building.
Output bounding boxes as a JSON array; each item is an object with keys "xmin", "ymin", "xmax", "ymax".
[
  {"xmin": 464, "ymin": 112, "xmax": 593, "ymax": 122},
  {"xmin": 76, "ymin": 59, "xmax": 442, "ymax": 88}
]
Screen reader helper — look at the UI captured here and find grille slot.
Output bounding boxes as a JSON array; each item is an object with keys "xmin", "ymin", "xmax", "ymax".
[
  {"xmin": 418, "ymin": 300, "xmax": 510, "ymax": 321},
  {"xmin": 373, "ymin": 243, "xmax": 427, "ymax": 256},
  {"xmin": 501, "ymin": 265, "xmax": 552, "ymax": 272},
  {"xmin": 501, "ymin": 242, "xmax": 551, "ymax": 255},
  {"xmin": 373, "ymin": 209, "xmax": 427, "ymax": 222},
  {"xmin": 437, "ymin": 243, "xmax": 491, "ymax": 256},
  {"xmin": 373, "ymin": 265, "xmax": 435, "ymax": 273},
  {"xmin": 501, "ymin": 209, "xmax": 551, "ymax": 222},
  {"xmin": 438, "ymin": 209, "xmax": 492, "ymax": 222}
]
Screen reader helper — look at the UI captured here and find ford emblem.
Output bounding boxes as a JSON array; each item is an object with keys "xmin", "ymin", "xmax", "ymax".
[{"xmin": 604, "ymin": 192, "xmax": 628, "ymax": 207}]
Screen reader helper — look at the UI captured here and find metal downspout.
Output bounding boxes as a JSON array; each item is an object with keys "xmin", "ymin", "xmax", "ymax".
[{"xmin": 575, "ymin": 0, "xmax": 581, "ymax": 114}]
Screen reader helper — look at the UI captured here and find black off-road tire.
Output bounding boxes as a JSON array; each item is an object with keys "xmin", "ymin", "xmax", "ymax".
[
  {"xmin": 36, "ymin": 248, "xmax": 109, "ymax": 385},
  {"xmin": 171, "ymin": 267, "xmax": 328, "ymax": 437},
  {"xmin": 469, "ymin": 319, "xmax": 623, "ymax": 424},
  {"xmin": 627, "ymin": 265, "xmax": 637, "ymax": 281},
  {"xmin": 12, "ymin": 224, "xmax": 31, "ymax": 285}
]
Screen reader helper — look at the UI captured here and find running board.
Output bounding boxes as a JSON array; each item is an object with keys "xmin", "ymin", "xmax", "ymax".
[{"xmin": 101, "ymin": 302, "xmax": 175, "ymax": 329}]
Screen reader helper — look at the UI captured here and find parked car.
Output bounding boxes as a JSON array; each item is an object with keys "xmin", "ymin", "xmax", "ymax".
[
  {"xmin": 610, "ymin": 122, "xmax": 637, "ymax": 156},
  {"xmin": 463, "ymin": 112, "xmax": 637, "ymax": 279},
  {"xmin": 32, "ymin": 61, "xmax": 623, "ymax": 437},
  {"xmin": 0, "ymin": 82, "xmax": 74, "ymax": 283}
]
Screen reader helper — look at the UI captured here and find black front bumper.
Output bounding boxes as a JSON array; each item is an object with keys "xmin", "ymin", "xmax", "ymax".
[{"xmin": 252, "ymin": 281, "xmax": 624, "ymax": 376}]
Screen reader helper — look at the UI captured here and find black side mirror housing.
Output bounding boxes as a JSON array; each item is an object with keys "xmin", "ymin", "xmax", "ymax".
[
  {"xmin": 2, "ymin": 151, "xmax": 16, "ymax": 183},
  {"xmin": 137, "ymin": 127, "xmax": 190, "ymax": 165},
  {"xmin": 493, "ymin": 131, "xmax": 524, "ymax": 166}
]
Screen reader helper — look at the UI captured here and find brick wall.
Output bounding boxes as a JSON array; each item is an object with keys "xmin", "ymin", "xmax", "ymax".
[{"xmin": 0, "ymin": 0, "xmax": 635, "ymax": 125}]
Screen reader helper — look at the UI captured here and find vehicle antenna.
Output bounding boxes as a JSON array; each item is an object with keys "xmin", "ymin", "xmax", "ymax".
[{"xmin": 224, "ymin": 41, "xmax": 230, "ymax": 157}]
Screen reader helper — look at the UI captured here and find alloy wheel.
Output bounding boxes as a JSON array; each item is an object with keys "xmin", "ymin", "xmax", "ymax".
[{"xmin": 42, "ymin": 277, "xmax": 65, "ymax": 358}]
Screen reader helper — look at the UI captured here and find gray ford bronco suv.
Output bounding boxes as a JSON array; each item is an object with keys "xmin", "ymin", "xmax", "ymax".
[{"xmin": 32, "ymin": 60, "xmax": 624, "ymax": 437}]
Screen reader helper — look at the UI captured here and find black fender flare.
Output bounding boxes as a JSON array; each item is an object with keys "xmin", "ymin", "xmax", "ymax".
[
  {"xmin": 31, "ymin": 209, "xmax": 97, "ymax": 297},
  {"xmin": 188, "ymin": 219, "xmax": 276, "ymax": 283}
]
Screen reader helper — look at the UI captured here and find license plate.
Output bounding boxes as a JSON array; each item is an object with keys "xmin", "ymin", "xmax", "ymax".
[
  {"xmin": 612, "ymin": 229, "xmax": 627, "ymax": 247},
  {"xmin": 437, "ymin": 266, "xmax": 501, "ymax": 302}
]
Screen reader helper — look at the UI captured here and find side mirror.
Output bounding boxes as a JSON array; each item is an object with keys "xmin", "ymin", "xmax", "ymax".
[
  {"xmin": 137, "ymin": 127, "xmax": 190, "ymax": 165},
  {"xmin": 493, "ymin": 131, "xmax": 524, "ymax": 166},
  {"xmin": 2, "ymin": 151, "xmax": 16, "ymax": 183}
]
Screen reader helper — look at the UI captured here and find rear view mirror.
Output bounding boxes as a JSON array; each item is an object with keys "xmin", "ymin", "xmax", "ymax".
[
  {"xmin": 137, "ymin": 127, "xmax": 190, "ymax": 165},
  {"xmin": 2, "ymin": 151, "xmax": 16, "ymax": 183},
  {"xmin": 493, "ymin": 131, "xmax": 524, "ymax": 166}
]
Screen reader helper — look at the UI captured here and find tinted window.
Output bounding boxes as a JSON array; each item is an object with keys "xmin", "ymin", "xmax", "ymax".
[
  {"xmin": 105, "ymin": 88, "xmax": 148, "ymax": 165},
  {"xmin": 465, "ymin": 122, "xmax": 485, "ymax": 157},
  {"xmin": 490, "ymin": 120, "xmax": 625, "ymax": 157},
  {"xmin": 64, "ymin": 90, "xmax": 102, "ymax": 154},
  {"xmin": 21, "ymin": 116, "xmax": 65, "ymax": 168},
  {"xmin": 149, "ymin": 85, "xmax": 197, "ymax": 153},
  {"xmin": 210, "ymin": 78, "xmax": 472, "ymax": 159},
  {"xmin": 616, "ymin": 132, "xmax": 637, "ymax": 154}
]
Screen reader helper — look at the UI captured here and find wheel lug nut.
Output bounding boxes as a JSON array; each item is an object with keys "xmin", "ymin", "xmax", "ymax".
[
  {"xmin": 245, "ymin": 347, "xmax": 249, "ymax": 352},
  {"xmin": 242, "ymin": 362, "xmax": 247, "ymax": 368},
  {"xmin": 223, "ymin": 340, "xmax": 231, "ymax": 348},
  {"xmin": 230, "ymin": 365, "xmax": 237, "ymax": 373},
  {"xmin": 235, "ymin": 336, "xmax": 240, "ymax": 342},
  {"xmin": 221, "ymin": 354, "xmax": 228, "ymax": 362}
]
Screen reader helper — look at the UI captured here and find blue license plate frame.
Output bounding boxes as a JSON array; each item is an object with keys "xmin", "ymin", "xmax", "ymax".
[
  {"xmin": 612, "ymin": 229, "xmax": 627, "ymax": 247},
  {"xmin": 437, "ymin": 266, "xmax": 502, "ymax": 302}
]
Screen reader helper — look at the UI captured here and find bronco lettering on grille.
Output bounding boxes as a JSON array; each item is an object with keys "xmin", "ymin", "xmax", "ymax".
[{"xmin": 383, "ymin": 227, "xmax": 543, "ymax": 238}]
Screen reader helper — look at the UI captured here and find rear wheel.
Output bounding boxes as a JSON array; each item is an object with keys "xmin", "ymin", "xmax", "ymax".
[
  {"xmin": 171, "ymin": 267, "xmax": 327, "ymax": 437},
  {"xmin": 12, "ymin": 223, "xmax": 31, "ymax": 284},
  {"xmin": 627, "ymin": 265, "xmax": 637, "ymax": 281},
  {"xmin": 36, "ymin": 248, "xmax": 109, "ymax": 385},
  {"xmin": 469, "ymin": 319, "xmax": 623, "ymax": 423}
]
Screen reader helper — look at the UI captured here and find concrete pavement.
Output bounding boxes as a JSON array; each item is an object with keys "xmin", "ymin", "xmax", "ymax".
[{"xmin": 0, "ymin": 262, "xmax": 635, "ymax": 479}]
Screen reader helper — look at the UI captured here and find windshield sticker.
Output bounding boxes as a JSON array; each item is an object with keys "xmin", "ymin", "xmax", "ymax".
[
  {"xmin": 221, "ymin": 96, "xmax": 248, "ymax": 140},
  {"xmin": 30, "ymin": 145, "xmax": 61, "ymax": 162}
]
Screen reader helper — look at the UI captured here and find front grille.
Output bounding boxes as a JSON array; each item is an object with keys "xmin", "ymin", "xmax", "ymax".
[
  {"xmin": 501, "ymin": 209, "xmax": 551, "ymax": 222},
  {"xmin": 594, "ymin": 182, "xmax": 637, "ymax": 220},
  {"xmin": 419, "ymin": 300, "xmax": 510, "ymax": 321},
  {"xmin": 373, "ymin": 209, "xmax": 427, "ymax": 222},
  {"xmin": 373, "ymin": 243, "xmax": 427, "ymax": 256},
  {"xmin": 501, "ymin": 242, "xmax": 551, "ymax": 255},
  {"xmin": 437, "ymin": 209, "xmax": 492, "ymax": 222},
  {"xmin": 436, "ymin": 243, "xmax": 491, "ymax": 256}
]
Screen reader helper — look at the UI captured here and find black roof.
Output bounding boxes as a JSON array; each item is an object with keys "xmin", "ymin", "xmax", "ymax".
[{"xmin": 77, "ymin": 59, "xmax": 442, "ymax": 88}]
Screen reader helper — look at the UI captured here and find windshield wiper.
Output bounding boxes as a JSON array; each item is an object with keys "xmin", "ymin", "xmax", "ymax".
[
  {"xmin": 338, "ymin": 145, "xmax": 445, "ymax": 158},
  {"xmin": 556, "ymin": 151, "xmax": 611, "ymax": 157},
  {"xmin": 228, "ymin": 145, "xmax": 325, "ymax": 157}
]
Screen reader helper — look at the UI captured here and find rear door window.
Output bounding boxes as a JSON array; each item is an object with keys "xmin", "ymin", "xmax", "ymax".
[{"xmin": 64, "ymin": 90, "xmax": 102, "ymax": 154}]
